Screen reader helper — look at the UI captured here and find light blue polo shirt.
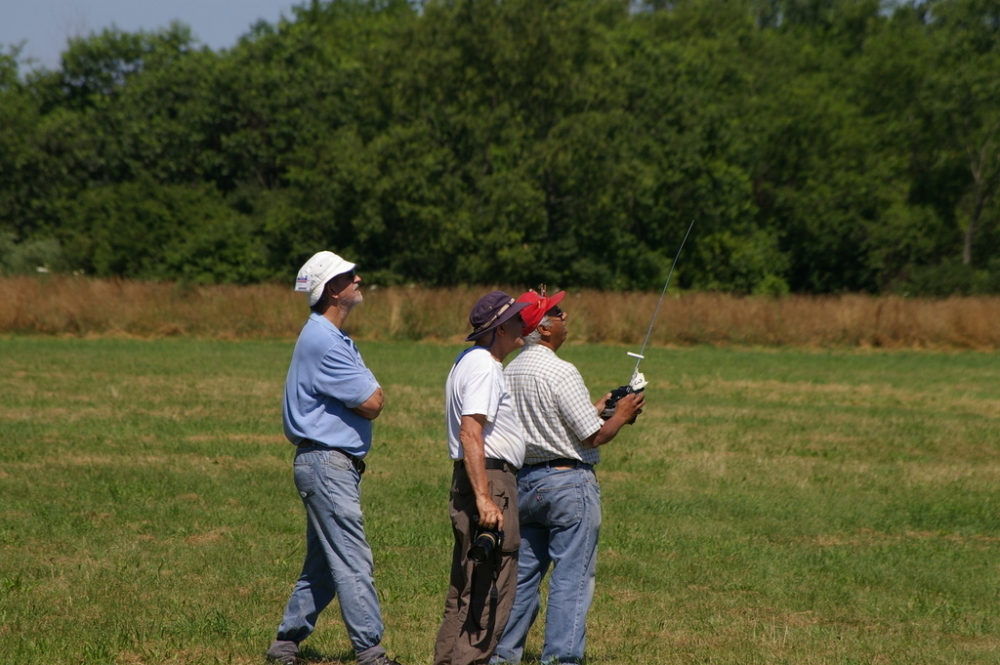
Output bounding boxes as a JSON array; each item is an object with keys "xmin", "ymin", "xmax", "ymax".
[{"xmin": 283, "ymin": 313, "xmax": 381, "ymax": 457}]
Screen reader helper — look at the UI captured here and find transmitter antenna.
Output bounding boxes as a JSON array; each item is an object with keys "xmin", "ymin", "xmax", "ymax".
[{"xmin": 629, "ymin": 219, "xmax": 695, "ymax": 383}]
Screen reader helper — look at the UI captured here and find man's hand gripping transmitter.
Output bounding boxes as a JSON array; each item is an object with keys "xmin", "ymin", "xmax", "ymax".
[{"xmin": 600, "ymin": 372, "xmax": 648, "ymax": 421}]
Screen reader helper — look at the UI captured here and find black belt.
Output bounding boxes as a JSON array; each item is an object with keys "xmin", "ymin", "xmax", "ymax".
[
  {"xmin": 297, "ymin": 440, "xmax": 366, "ymax": 474},
  {"xmin": 525, "ymin": 458, "xmax": 588, "ymax": 469},
  {"xmin": 454, "ymin": 458, "xmax": 516, "ymax": 473}
]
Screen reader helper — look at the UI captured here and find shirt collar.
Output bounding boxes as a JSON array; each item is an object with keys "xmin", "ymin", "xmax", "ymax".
[
  {"xmin": 522, "ymin": 343, "xmax": 556, "ymax": 357},
  {"xmin": 310, "ymin": 311, "xmax": 350, "ymax": 340}
]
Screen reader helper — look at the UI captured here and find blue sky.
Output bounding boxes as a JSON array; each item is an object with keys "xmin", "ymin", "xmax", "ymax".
[{"xmin": 1, "ymin": 0, "xmax": 302, "ymax": 70}]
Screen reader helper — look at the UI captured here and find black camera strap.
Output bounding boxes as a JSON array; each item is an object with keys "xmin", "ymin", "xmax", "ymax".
[
  {"xmin": 469, "ymin": 496, "xmax": 509, "ymax": 631},
  {"xmin": 489, "ymin": 544, "xmax": 501, "ymax": 605},
  {"xmin": 472, "ymin": 545, "xmax": 502, "ymax": 632}
]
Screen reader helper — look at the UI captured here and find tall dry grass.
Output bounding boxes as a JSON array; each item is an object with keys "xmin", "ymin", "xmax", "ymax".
[{"xmin": 3, "ymin": 275, "xmax": 1000, "ymax": 349}]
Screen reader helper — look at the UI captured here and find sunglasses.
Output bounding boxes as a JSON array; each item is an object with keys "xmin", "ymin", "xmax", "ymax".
[{"xmin": 328, "ymin": 270, "xmax": 357, "ymax": 293}]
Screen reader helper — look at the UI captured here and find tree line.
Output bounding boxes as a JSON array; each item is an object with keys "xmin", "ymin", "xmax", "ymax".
[{"xmin": 1, "ymin": 0, "xmax": 998, "ymax": 295}]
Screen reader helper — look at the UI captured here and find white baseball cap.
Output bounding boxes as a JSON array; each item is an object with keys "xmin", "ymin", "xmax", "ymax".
[{"xmin": 295, "ymin": 251, "xmax": 356, "ymax": 306}]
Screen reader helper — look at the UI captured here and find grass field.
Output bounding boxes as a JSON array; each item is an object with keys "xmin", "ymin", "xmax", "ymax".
[{"xmin": 2, "ymin": 337, "xmax": 999, "ymax": 664}]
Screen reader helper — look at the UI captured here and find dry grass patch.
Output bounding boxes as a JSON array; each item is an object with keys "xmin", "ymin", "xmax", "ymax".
[
  {"xmin": 902, "ymin": 461, "xmax": 1000, "ymax": 486},
  {"xmin": 184, "ymin": 529, "xmax": 232, "ymax": 546},
  {"xmin": 9, "ymin": 451, "xmax": 286, "ymax": 475},
  {"xmin": 807, "ymin": 528, "xmax": 1000, "ymax": 548},
  {"xmin": 184, "ymin": 433, "xmax": 287, "ymax": 445},
  {"xmin": 5, "ymin": 276, "xmax": 1000, "ymax": 348}
]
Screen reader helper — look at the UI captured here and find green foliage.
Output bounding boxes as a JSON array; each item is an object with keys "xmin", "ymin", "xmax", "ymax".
[
  {"xmin": 890, "ymin": 256, "xmax": 1000, "ymax": 296},
  {"xmin": 1, "ymin": 0, "xmax": 999, "ymax": 293},
  {"xmin": 0, "ymin": 230, "xmax": 68, "ymax": 275},
  {"xmin": 63, "ymin": 176, "xmax": 269, "ymax": 284},
  {"xmin": 53, "ymin": 23, "xmax": 199, "ymax": 110},
  {"xmin": 694, "ymin": 225, "xmax": 790, "ymax": 294}
]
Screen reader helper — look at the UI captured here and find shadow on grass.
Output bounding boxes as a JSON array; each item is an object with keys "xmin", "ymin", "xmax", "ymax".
[{"xmin": 298, "ymin": 647, "xmax": 356, "ymax": 664}]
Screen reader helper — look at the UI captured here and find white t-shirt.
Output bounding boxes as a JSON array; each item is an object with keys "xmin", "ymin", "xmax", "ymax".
[{"xmin": 445, "ymin": 346, "xmax": 526, "ymax": 468}]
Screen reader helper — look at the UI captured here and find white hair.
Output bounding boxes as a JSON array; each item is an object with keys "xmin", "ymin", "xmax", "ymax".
[{"xmin": 522, "ymin": 315, "xmax": 552, "ymax": 346}]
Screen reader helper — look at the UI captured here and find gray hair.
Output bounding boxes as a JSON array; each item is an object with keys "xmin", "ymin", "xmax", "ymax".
[
  {"xmin": 310, "ymin": 278, "xmax": 333, "ymax": 313},
  {"xmin": 522, "ymin": 315, "xmax": 552, "ymax": 346}
]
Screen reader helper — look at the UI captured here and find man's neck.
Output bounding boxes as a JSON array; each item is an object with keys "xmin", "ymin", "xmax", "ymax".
[
  {"xmin": 322, "ymin": 304, "xmax": 351, "ymax": 329},
  {"xmin": 474, "ymin": 339, "xmax": 504, "ymax": 363},
  {"xmin": 476, "ymin": 337, "xmax": 516, "ymax": 363}
]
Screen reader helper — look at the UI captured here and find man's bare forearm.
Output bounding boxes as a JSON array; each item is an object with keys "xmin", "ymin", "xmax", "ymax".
[{"xmin": 352, "ymin": 387, "xmax": 385, "ymax": 420}]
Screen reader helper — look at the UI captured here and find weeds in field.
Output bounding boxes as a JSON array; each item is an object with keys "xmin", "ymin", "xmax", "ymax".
[{"xmin": 3, "ymin": 276, "xmax": 1000, "ymax": 348}]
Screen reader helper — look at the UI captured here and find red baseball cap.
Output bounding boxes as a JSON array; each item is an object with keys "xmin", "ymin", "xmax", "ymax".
[{"xmin": 515, "ymin": 289, "xmax": 566, "ymax": 336}]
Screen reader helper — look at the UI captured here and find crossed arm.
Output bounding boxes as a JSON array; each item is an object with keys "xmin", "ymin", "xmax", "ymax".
[{"xmin": 352, "ymin": 386, "xmax": 385, "ymax": 420}]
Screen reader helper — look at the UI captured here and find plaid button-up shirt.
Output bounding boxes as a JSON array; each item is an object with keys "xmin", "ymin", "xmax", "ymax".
[{"xmin": 504, "ymin": 344, "xmax": 604, "ymax": 466}]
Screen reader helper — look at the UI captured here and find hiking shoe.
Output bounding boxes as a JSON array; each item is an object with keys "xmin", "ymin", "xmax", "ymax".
[
  {"xmin": 266, "ymin": 655, "xmax": 304, "ymax": 665},
  {"xmin": 266, "ymin": 639, "xmax": 303, "ymax": 665},
  {"xmin": 369, "ymin": 656, "xmax": 404, "ymax": 665}
]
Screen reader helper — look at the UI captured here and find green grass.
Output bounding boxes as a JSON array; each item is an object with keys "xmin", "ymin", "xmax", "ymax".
[{"xmin": 1, "ymin": 337, "xmax": 999, "ymax": 664}]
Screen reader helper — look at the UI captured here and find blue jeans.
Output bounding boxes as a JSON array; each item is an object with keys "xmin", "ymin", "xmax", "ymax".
[
  {"xmin": 493, "ymin": 464, "xmax": 601, "ymax": 665},
  {"xmin": 276, "ymin": 448, "xmax": 385, "ymax": 660}
]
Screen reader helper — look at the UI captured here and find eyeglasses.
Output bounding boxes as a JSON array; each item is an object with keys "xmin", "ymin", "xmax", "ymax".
[
  {"xmin": 328, "ymin": 270, "xmax": 357, "ymax": 293},
  {"xmin": 546, "ymin": 306, "xmax": 565, "ymax": 320}
]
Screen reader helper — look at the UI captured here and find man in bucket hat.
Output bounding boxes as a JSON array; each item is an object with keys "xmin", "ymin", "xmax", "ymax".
[
  {"xmin": 434, "ymin": 291, "xmax": 530, "ymax": 665},
  {"xmin": 266, "ymin": 251, "xmax": 402, "ymax": 665},
  {"xmin": 492, "ymin": 288, "xmax": 644, "ymax": 665}
]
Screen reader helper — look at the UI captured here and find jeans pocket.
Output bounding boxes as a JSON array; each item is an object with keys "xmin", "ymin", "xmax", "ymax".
[
  {"xmin": 539, "ymin": 478, "xmax": 584, "ymax": 527},
  {"xmin": 293, "ymin": 460, "xmax": 316, "ymax": 499},
  {"xmin": 323, "ymin": 450, "xmax": 355, "ymax": 474},
  {"xmin": 317, "ymin": 452, "xmax": 361, "ymax": 507}
]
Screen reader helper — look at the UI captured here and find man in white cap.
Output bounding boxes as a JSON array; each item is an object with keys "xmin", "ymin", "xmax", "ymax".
[{"xmin": 267, "ymin": 251, "xmax": 401, "ymax": 665}]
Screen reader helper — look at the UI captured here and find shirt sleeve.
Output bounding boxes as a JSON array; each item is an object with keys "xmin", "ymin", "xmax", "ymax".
[
  {"xmin": 313, "ymin": 339, "xmax": 380, "ymax": 409},
  {"xmin": 459, "ymin": 357, "xmax": 500, "ymax": 423},
  {"xmin": 556, "ymin": 364, "xmax": 603, "ymax": 442}
]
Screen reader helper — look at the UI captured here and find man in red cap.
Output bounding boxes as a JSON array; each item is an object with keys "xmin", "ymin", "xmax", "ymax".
[
  {"xmin": 493, "ymin": 289, "xmax": 645, "ymax": 665},
  {"xmin": 434, "ymin": 291, "xmax": 529, "ymax": 665}
]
